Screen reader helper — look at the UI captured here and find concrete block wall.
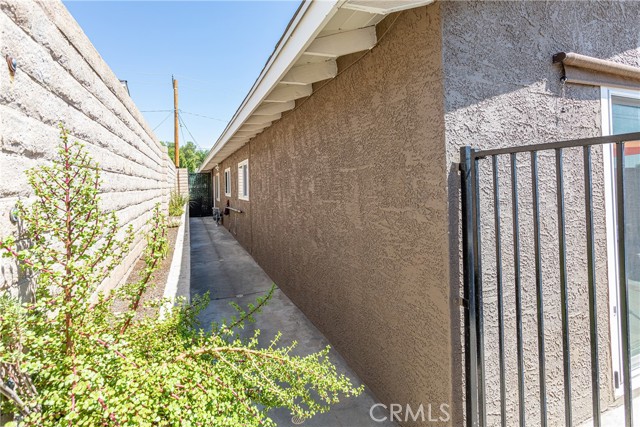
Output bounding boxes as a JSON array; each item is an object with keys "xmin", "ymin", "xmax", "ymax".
[
  {"xmin": 176, "ymin": 168, "xmax": 189, "ymax": 195},
  {"xmin": 167, "ymin": 159, "xmax": 178, "ymax": 192},
  {"xmin": 0, "ymin": 0, "xmax": 176, "ymax": 297}
]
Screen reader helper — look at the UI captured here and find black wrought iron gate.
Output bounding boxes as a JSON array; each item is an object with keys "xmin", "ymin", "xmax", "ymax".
[
  {"xmin": 460, "ymin": 132, "xmax": 640, "ymax": 427},
  {"xmin": 188, "ymin": 172, "xmax": 213, "ymax": 217}
]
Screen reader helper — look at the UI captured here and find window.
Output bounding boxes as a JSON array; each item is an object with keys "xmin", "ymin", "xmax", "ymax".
[
  {"xmin": 601, "ymin": 87, "xmax": 640, "ymax": 395},
  {"xmin": 214, "ymin": 173, "xmax": 220, "ymax": 203},
  {"xmin": 238, "ymin": 159, "xmax": 249, "ymax": 201},
  {"xmin": 224, "ymin": 168, "xmax": 231, "ymax": 197}
]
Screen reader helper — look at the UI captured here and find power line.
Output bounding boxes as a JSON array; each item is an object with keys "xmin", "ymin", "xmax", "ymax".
[
  {"xmin": 130, "ymin": 72, "xmax": 211, "ymax": 85},
  {"xmin": 144, "ymin": 109, "xmax": 228, "ymax": 123},
  {"xmin": 129, "ymin": 71, "xmax": 167, "ymax": 77},
  {"xmin": 178, "ymin": 115, "xmax": 188, "ymax": 151},
  {"xmin": 174, "ymin": 74, "xmax": 213, "ymax": 86},
  {"xmin": 179, "ymin": 109, "xmax": 228, "ymax": 123},
  {"xmin": 152, "ymin": 113, "xmax": 173, "ymax": 132},
  {"xmin": 178, "ymin": 113, "xmax": 204, "ymax": 151}
]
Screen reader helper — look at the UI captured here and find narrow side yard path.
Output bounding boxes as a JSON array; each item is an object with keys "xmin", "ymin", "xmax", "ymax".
[{"xmin": 190, "ymin": 217, "xmax": 396, "ymax": 427}]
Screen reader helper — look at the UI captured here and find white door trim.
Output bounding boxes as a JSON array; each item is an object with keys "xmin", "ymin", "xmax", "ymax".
[{"xmin": 600, "ymin": 86, "xmax": 640, "ymax": 398}]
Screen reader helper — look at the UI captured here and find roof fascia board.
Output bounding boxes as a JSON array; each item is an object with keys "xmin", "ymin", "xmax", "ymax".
[
  {"xmin": 200, "ymin": 0, "xmax": 345, "ymax": 171},
  {"xmin": 342, "ymin": 0, "xmax": 434, "ymax": 14}
]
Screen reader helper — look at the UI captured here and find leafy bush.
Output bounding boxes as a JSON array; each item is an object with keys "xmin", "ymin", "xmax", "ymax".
[
  {"xmin": 0, "ymin": 127, "xmax": 361, "ymax": 426},
  {"xmin": 162, "ymin": 141, "xmax": 207, "ymax": 173},
  {"xmin": 168, "ymin": 191, "xmax": 189, "ymax": 217}
]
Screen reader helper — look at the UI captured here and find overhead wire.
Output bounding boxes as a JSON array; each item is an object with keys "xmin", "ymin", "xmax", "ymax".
[
  {"xmin": 146, "ymin": 108, "xmax": 215, "ymax": 150},
  {"xmin": 178, "ymin": 113, "xmax": 204, "ymax": 151},
  {"xmin": 178, "ymin": 114, "xmax": 188, "ymax": 150},
  {"xmin": 173, "ymin": 75, "xmax": 215, "ymax": 86},
  {"xmin": 151, "ymin": 113, "xmax": 173, "ymax": 132},
  {"xmin": 179, "ymin": 109, "xmax": 228, "ymax": 123},
  {"xmin": 129, "ymin": 71, "xmax": 215, "ymax": 87}
]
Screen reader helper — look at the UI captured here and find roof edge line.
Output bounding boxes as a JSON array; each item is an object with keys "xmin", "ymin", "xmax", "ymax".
[{"xmin": 199, "ymin": 0, "xmax": 344, "ymax": 171}]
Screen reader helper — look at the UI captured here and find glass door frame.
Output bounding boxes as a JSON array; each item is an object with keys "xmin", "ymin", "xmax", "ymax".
[{"xmin": 601, "ymin": 86, "xmax": 640, "ymax": 398}]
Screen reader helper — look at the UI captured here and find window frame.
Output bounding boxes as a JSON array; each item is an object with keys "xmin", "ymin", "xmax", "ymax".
[
  {"xmin": 238, "ymin": 159, "xmax": 249, "ymax": 201},
  {"xmin": 601, "ymin": 86, "xmax": 640, "ymax": 397},
  {"xmin": 224, "ymin": 167, "xmax": 231, "ymax": 197},
  {"xmin": 214, "ymin": 172, "xmax": 220, "ymax": 203}
]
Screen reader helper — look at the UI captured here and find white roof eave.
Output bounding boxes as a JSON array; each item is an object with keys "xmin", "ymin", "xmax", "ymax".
[
  {"xmin": 199, "ymin": 0, "xmax": 345, "ymax": 171},
  {"xmin": 198, "ymin": 0, "xmax": 435, "ymax": 172}
]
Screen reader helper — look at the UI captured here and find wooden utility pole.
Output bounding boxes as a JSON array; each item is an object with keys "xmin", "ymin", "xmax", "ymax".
[{"xmin": 172, "ymin": 76, "xmax": 179, "ymax": 168}]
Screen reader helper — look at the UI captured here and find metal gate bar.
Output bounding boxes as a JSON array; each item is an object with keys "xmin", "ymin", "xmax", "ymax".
[
  {"xmin": 511, "ymin": 152, "xmax": 526, "ymax": 427},
  {"xmin": 474, "ymin": 150, "xmax": 487, "ymax": 427},
  {"xmin": 531, "ymin": 151, "xmax": 547, "ymax": 427},
  {"xmin": 492, "ymin": 154, "xmax": 507, "ymax": 427},
  {"xmin": 556, "ymin": 148, "xmax": 573, "ymax": 427},
  {"xmin": 584, "ymin": 145, "xmax": 601, "ymax": 427},
  {"xmin": 461, "ymin": 131, "xmax": 640, "ymax": 427},
  {"xmin": 461, "ymin": 146, "xmax": 480, "ymax": 427}
]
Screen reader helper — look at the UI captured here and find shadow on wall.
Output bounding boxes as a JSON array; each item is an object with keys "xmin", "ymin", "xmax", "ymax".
[{"xmin": 1, "ymin": 217, "xmax": 36, "ymax": 302}]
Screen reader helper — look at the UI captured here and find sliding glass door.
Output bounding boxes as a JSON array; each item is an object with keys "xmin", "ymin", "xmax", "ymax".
[{"xmin": 603, "ymin": 87, "xmax": 640, "ymax": 394}]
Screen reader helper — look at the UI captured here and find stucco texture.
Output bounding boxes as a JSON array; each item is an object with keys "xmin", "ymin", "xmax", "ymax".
[
  {"xmin": 441, "ymin": 1, "xmax": 640, "ymax": 426},
  {"xmin": 218, "ymin": 143, "xmax": 253, "ymax": 247},
  {"xmin": 0, "ymin": 0, "xmax": 176, "ymax": 297},
  {"xmin": 218, "ymin": 6, "xmax": 451, "ymax": 426}
]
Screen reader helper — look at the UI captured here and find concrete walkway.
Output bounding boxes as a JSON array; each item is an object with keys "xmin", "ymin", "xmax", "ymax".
[
  {"xmin": 190, "ymin": 217, "xmax": 396, "ymax": 427},
  {"xmin": 578, "ymin": 395, "xmax": 640, "ymax": 427}
]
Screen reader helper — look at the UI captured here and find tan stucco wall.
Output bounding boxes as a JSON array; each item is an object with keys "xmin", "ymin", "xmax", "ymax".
[
  {"xmin": 213, "ymin": 1, "xmax": 640, "ymax": 425},
  {"xmin": 0, "ymin": 0, "xmax": 176, "ymax": 298},
  {"xmin": 218, "ymin": 143, "xmax": 252, "ymax": 248},
  {"xmin": 218, "ymin": 6, "xmax": 452, "ymax": 426},
  {"xmin": 440, "ymin": 1, "xmax": 640, "ymax": 426}
]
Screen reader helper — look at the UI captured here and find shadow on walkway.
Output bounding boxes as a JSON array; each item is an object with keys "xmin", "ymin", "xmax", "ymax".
[{"xmin": 190, "ymin": 217, "xmax": 397, "ymax": 427}]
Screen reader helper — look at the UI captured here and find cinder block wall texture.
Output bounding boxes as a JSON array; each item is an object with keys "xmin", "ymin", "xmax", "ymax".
[
  {"xmin": 177, "ymin": 168, "xmax": 189, "ymax": 195},
  {"xmin": 0, "ymin": 0, "xmax": 176, "ymax": 297}
]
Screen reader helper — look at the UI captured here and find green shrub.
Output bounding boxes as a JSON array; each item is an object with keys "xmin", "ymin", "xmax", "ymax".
[
  {"xmin": 168, "ymin": 191, "xmax": 188, "ymax": 217},
  {"xmin": 0, "ymin": 126, "xmax": 361, "ymax": 426}
]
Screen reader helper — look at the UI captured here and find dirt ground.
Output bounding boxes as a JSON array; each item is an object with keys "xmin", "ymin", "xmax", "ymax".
[{"xmin": 112, "ymin": 225, "xmax": 179, "ymax": 318}]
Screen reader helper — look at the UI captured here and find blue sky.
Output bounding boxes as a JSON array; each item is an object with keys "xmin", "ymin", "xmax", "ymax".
[{"xmin": 64, "ymin": 1, "xmax": 302, "ymax": 150}]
